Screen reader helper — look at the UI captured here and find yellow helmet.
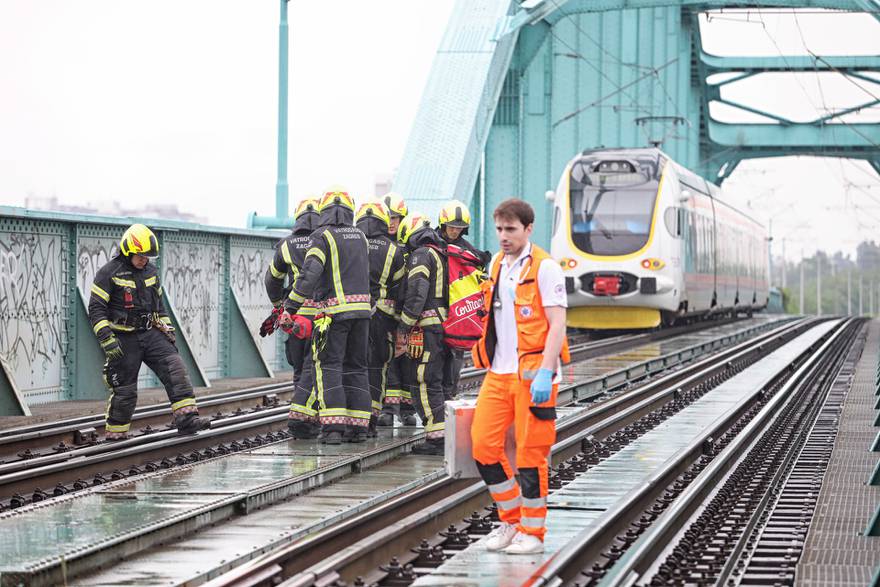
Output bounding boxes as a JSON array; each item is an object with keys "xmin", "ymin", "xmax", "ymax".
[
  {"xmin": 119, "ymin": 224, "xmax": 159, "ymax": 258},
  {"xmin": 293, "ymin": 197, "xmax": 320, "ymax": 221},
  {"xmin": 355, "ymin": 199, "xmax": 390, "ymax": 227},
  {"xmin": 397, "ymin": 213, "xmax": 432, "ymax": 245},
  {"xmin": 382, "ymin": 193, "xmax": 408, "ymax": 219},
  {"xmin": 318, "ymin": 188, "xmax": 356, "ymax": 213},
  {"xmin": 438, "ymin": 200, "xmax": 471, "ymax": 228}
]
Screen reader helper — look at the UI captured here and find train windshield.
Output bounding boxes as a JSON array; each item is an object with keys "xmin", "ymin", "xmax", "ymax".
[{"xmin": 569, "ymin": 158, "xmax": 660, "ymax": 256}]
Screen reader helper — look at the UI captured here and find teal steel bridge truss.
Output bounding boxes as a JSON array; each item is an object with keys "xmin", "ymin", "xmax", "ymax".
[
  {"xmin": 393, "ymin": 0, "xmax": 880, "ymax": 249},
  {"xmin": 0, "ymin": 208, "xmax": 288, "ymax": 415}
]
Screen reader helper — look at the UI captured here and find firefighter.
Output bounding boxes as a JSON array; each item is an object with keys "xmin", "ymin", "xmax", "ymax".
[
  {"xmin": 436, "ymin": 200, "xmax": 491, "ymax": 401},
  {"xmin": 377, "ymin": 193, "xmax": 418, "ymax": 428},
  {"xmin": 88, "ymin": 223, "xmax": 210, "ymax": 440},
  {"xmin": 280, "ymin": 189, "xmax": 372, "ymax": 445},
  {"xmin": 395, "ymin": 213, "xmax": 449, "ymax": 455},
  {"xmin": 471, "ymin": 199, "xmax": 569, "ymax": 554},
  {"xmin": 355, "ymin": 200, "xmax": 406, "ymax": 434},
  {"xmin": 261, "ymin": 197, "xmax": 322, "ymax": 438}
]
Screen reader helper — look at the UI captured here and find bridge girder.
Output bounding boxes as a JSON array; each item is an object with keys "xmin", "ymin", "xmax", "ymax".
[{"xmin": 393, "ymin": 0, "xmax": 880, "ymax": 248}]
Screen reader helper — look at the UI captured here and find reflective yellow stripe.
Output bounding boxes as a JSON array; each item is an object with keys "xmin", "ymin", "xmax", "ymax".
[
  {"xmin": 314, "ymin": 336, "xmax": 326, "ymax": 410},
  {"xmin": 288, "ymin": 289, "xmax": 306, "ymax": 303},
  {"xmin": 385, "ymin": 388, "xmax": 407, "ymax": 398},
  {"xmin": 91, "ymin": 284, "xmax": 110, "ymax": 302},
  {"xmin": 281, "ymin": 241, "xmax": 293, "ymax": 266},
  {"xmin": 322, "ymin": 302, "xmax": 371, "ymax": 315},
  {"xmin": 306, "ymin": 247, "xmax": 326, "ymax": 265},
  {"xmin": 378, "ymin": 246, "xmax": 395, "ymax": 300},
  {"xmin": 409, "ymin": 266, "xmax": 429, "ymax": 280},
  {"xmin": 100, "ymin": 337, "xmax": 117, "ymax": 348},
  {"xmin": 296, "ymin": 306, "xmax": 319, "ymax": 317},
  {"xmin": 371, "ymin": 400, "xmax": 383, "ymax": 411},
  {"xmin": 348, "ymin": 408, "xmax": 372, "ymax": 420},
  {"xmin": 159, "ymin": 316, "xmax": 172, "ymax": 325},
  {"xmin": 320, "ymin": 408, "xmax": 349, "ymax": 417},
  {"xmin": 93, "ymin": 319, "xmax": 112, "ymax": 335},
  {"xmin": 400, "ymin": 312, "xmax": 418, "ymax": 326},
  {"xmin": 269, "ymin": 262, "xmax": 286, "ymax": 279},
  {"xmin": 105, "ymin": 422, "xmax": 130, "ymax": 433},
  {"xmin": 323, "ymin": 232, "xmax": 346, "ymax": 304},
  {"xmin": 417, "ymin": 317, "xmax": 442, "ymax": 326},
  {"xmin": 110, "ymin": 324, "xmax": 136, "ymax": 332},
  {"xmin": 157, "ymin": 286, "xmax": 163, "ymax": 297},
  {"xmin": 417, "ymin": 357, "xmax": 434, "ymax": 430},
  {"xmin": 289, "ymin": 403, "xmax": 318, "ymax": 417},
  {"xmin": 428, "ymin": 248, "xmax": 444, "ymax": 298},
  {"xmin": 111, "ymin": 277, "xmax": 136, "ymax": 288},
  {"xmin": 171, "ymin": 398, "xmax": 196, "ymax": 411},
  {"xmin": 144, "ymin": 276, "xmax": 157, "ymax": 286},
  {"xmin": 392, "ymin": 264, "xmax": 406, "ymax": 282}
]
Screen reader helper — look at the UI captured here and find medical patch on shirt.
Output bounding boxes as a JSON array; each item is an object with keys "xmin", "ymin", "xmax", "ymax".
[
  {"xmin": 520, "ymin": 306, "xmax": 532, "ymax": 318},
  {"xmin": 554, "ymin": 283, "xmax": 565, "ymax": 297}
]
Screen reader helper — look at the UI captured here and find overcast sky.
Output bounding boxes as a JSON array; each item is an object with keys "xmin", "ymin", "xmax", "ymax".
[{"xmin": 1, "ymin": 2, "xmax": 878, "ymax": 260}]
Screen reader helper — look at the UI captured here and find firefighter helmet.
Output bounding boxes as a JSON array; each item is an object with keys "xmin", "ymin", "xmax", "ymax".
[
  {"xmin": 438, "ymin": 200, "xmax": 471, "ymax": 228},
  {"xmin": 293, "ymin": 197, "xmax": 320, "ymax": 220},
  {"xmin": 119, "ymin": 224, "xmax": 159, "ymax": 259},
  {"xmin": 397, "ymin": 213, "xmax": 432, "ymax": 245},
  {"xmin": 355, "ymin": 199, "xmax": 390, "ymax": 227},
  {"xmin": 318, "ymin": 189, "xmax": 356, "ymax": 213},
  {"xmin": 382, "ymin": 193, "xmax": 408, "ymax": 219}
]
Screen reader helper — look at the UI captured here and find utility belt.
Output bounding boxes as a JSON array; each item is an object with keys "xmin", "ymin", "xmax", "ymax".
[{"xmin": 112, "ymin": 313, "xmax": 158, "ymax": 332}]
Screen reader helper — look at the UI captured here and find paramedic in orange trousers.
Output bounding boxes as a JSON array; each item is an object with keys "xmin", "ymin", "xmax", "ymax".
[{"xmin": 470, "ymin": 198, "xmax": 569, "ymax": 555}]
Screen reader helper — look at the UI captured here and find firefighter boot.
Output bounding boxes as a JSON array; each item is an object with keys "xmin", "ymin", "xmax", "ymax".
[
  {"xmin": 175, "ymin": 412, "xmax": 211, "ymax": 435},
  {"xmin": 377, "ymin": 412, "xmax": 395, "ymax": 427},
  {"xmin": 345, "ymin": 425, "xmax": 368, "ymax": 443},
  {"xmin": 411, "ymin": 438, "xmax": 444, "ymax": 456},
  {"xmin": 402, "ymin": 413, "xmax": 418, "ymax": 426},
  {"xmin": 288, "ymin": 420, "xmax": 320, "ymax": 439},
  {"xmin": 367, "ymin": 415, "xmax": 379, "ymax": 438},
  {"xmin": 321, "ymin": 431, "xmax": 343, "ymax": 445}
]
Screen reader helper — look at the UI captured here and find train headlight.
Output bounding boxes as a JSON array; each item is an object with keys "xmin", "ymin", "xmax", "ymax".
[
  {"xmin": 559, "ymin": 258, "xmax": 578, "ymax": 270},
  {"xmin": 641, "ymin": 258, "xmax": 665, "ymax": 270}
]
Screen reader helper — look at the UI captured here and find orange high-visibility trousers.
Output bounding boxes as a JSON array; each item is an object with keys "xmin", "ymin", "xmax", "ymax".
[{"xmin": 471, "ymin": 371, "xmax": 558, "ymax": 539}]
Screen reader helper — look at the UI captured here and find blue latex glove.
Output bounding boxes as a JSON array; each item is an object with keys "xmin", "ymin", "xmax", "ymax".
[{"xmin": 530, "ymin": 368, "xmax": 554, "ymax": 405}]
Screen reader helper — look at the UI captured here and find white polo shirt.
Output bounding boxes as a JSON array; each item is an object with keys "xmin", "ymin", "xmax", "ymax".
[{"xmin": 489, "ymin": 242, "xmax": 567, "ymax": 375}]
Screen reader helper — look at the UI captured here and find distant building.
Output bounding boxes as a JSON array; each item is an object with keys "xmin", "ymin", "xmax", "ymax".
[
  {"xmin": 23, "ymin": 195, "xmax": 208, "ymax": 224},
  {"xmin": 374, "ymin": 173, "xmax": 393, "ymax": 197}
]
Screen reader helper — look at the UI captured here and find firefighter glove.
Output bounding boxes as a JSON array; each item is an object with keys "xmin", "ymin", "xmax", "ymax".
[
  {"xmin": 101, "ymin": 336, "xmax": 124, "ymax": 362},
  {"xmin": 278, "ymin": 310, "xmax": 295, "ymax": 333},
  {"xmin": 407, "ymin": 327, "xmax": 424, "ymax": 359},
  {"xmin": 260, "ymin": 307, "xmax": 283, "ymax": 337},
  {"xmin": 290, "ymin": 315, "xmax": 313, "ymax": 340},
  {"xmin": 530, "ymin": 368, "xmax": 554, "ymax": 405}
]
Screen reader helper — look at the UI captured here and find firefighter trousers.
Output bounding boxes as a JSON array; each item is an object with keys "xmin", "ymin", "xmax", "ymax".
[
  {"xmin": 103, "ymin": 328, "xmax": 196, "ymax": 435},
  {"xmin": 404, "ymin": 328, "xmax": 448, "ymax": 439},
  {"xmin": 368, "ymin": 313, "xmax": 396, "ymax": 415},
  {"xmin": 471, "ymin": 371, "xmax": 558, "ymax": 540},
  {"xmin": 313, "ymin": 317, "xmax": 372, "ymax": 433},
  {"xmin": 382, "ymin": 354, "xmax": 416, "ymax": 418},
  {"xmin": 442, "ymin": 348, "xmax": 464, "ymax": 401},
  {"xmin": 287, "ymin": 338, "xmax": 321, "ymax": 437},
  {"xmin": 285, "ymin": 335, "xmax": 308, "ymax": 389}
]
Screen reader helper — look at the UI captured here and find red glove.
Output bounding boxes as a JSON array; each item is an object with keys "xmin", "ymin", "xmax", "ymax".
[{"xmin": 290, "ymin": 315, "xmax": 313, "ymax": 340}]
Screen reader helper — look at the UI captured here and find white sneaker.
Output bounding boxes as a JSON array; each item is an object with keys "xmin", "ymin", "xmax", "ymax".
[
  {"xmin": 502, "ymin": 531, "xmax": 544, "ymax": 554},
  {"xmin": 484, "ymin": 522, "xmax": 519, "ymax": 551}
]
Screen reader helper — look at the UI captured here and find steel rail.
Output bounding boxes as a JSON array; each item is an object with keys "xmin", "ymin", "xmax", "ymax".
[
  {"xmin": 0, "ymin": 318, "xmax": 741, "ymax": 459},
  {"xmin": 199, "ymin": 319, "xmax": 812, "ymax": 587},
  {"xmin": 0, "ymin": 318, "xmax": 763, "ymax": 495},
  {"xmin": 529, "ymin": 318, "xmax": 858, "ymax": 587}
]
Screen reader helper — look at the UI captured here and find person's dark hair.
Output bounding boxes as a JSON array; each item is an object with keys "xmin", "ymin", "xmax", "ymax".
[{"xmin": 493, "ymin": 198, "xmax": 534, "ymax": 227}]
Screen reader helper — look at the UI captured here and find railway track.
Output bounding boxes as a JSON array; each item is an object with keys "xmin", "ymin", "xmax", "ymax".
[
  {"xmin": 0, "ymin": 317, "xmax": 765, "ymax": 509},
  {"xmin": 195, "ymin": 317, "xmax": 825, "ymax": 587}
]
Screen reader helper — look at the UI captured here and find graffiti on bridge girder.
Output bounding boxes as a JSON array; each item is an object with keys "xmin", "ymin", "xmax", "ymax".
[{"xmin": 0, "ymin": 232, "xmax": 63, "ymax": 391}]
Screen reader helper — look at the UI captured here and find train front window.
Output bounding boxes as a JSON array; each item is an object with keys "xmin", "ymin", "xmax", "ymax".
[{"xmin": 569, "ymin": 159, "xmax": 660, "ymax": 256}]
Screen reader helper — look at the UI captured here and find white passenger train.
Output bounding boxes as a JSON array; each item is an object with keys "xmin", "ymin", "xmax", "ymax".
[{"xmin": 548, "ymin": 148, "xmax": 769, "ymax": 330}]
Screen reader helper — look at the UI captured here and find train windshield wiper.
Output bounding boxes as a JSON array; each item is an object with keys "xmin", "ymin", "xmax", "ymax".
[{"xmin": 585, "ymin": 190, "xmax": 613, "ymax": 239}]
